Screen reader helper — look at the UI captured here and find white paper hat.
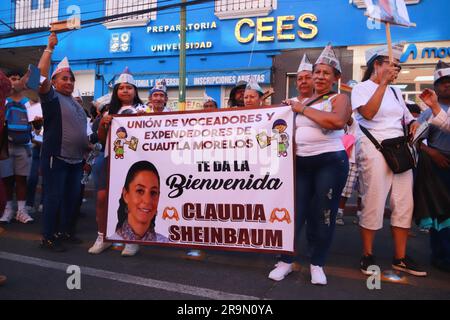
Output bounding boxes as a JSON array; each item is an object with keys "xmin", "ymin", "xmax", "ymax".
[
  {"xmin": 365, "ymin": 42, "xmax": 406, "ymax": 65},
  {"xmin": 203, "ymin": 92, "xmax": 216, "ymax": 103},
  {"xmin": 245, "ymin": 77, "xmax": 264, "ymax": 95},
  {"xmin": 149, "ymin": 79, "xmax": 167, "ymax": 95},
  {"xmin": 93, "ymin": 93, "xmax": 112, "ymax": 112},
  {"xmin": 51, "ymin": 57, "xmax": 71, "ymax": 79},
  {"xmin": 434, "ymin": 60, "xmax": 450, "ymax": 83},
  {"xmin": 315, "ymin": 44, "xmax": 342, "ymax": 74},
  {"xmin": 297, "ymin": 54, "xmax": 313, "ymax": 73},
  {"xmin": 115, "ymin": 67, "xmax": 135, "ymax": 86}
]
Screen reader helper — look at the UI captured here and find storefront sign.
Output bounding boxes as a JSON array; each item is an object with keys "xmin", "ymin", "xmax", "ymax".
[
  {"xmin": 106, "ymin": 106, "xmax": 295, "ymax": 252},
  {"xmin": 401, "ymin": 43, "xmax": 450, "ymax": 63},
  {"xmin": 235, "ymin": 14, "xmax": 318, "ymax": 44}
]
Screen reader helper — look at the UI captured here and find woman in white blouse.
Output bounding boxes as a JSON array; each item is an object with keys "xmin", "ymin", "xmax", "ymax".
[{"xmin": 351, "ymin": 44, "xmax": 427, "ymax": 277}]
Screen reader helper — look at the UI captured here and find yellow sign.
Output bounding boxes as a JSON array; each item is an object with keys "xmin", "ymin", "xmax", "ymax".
[{"xmin": 235, "ymin": 14, "xmax": 318, "ymax": 44}]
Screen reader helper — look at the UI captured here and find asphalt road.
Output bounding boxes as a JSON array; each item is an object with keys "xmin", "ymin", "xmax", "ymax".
[{"xmin": 0, "ymin": 193, "xmax": 449, "ymax": 301}]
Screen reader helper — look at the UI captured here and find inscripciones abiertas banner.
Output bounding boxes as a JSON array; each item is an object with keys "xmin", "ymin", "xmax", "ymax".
[{"xmin": 106, "ymin": 106, "xmax": 295, "ymax": 253}]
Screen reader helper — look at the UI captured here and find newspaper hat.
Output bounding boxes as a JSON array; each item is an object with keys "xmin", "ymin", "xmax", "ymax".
[
  {"xmin": 93, "ymin": 93, "xmax": 112, "ymax": 113},
  {"xmin": 365, "ymin": 42, "xmax": 406, "ymax": 65},
  {"xmin": 51, "ymin": 57, "xmax": 71, "ymax": 79},
  {"xmin": 297, "ymin": 54, "xmax": 313, "ymax": 73},
  {"xmin": 115, "ymin": 67, "xmax": 135, "ymax": 86},
  {"xmin": 315, "ymin": 44, "xmax": 342, "ymax": 74},
  {"xmin": 149, "ymin": 79, "xmax": 167, "ymax": 96},
  {"xmin": 434, "ymin": 60, "xmax": 450, "ymax": 84},
  {"xmin": 203, "ymin": 92, "xmax": 216, "ymax": 103},
  {"xmin": 245, "ymin": 77, "xmax": 264, "ymax": 95}
]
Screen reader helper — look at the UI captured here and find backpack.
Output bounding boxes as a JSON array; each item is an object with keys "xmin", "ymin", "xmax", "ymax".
[{"xmin": 5, "ymin": 98, "xmax": 32, "ymax": 145}]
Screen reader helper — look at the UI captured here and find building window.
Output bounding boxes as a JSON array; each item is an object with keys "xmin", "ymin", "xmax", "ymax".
[
  {"xmin": 104, "ymin": 0, "xmax": 157, "ymax": 29},
  {"xmin": 351, "ymin": 0, "xmax": 420, "ymax": 9},
  {"xmin": 15, "ymin": 0, "xmax": 59, "ymax": 30},
  {"xmin": 215, "ymin": 0, "xmax": 277, "ymax": 20}
]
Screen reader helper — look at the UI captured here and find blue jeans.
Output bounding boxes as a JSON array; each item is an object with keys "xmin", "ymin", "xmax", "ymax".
[
  {"xmin": 91, "ymin": 151, "xmax": 105, "ymax": 191},
  {"xmin": 281, "ymin": 151, "xmax": 349, "ymax": 266},
  {"xmin": 41, "ymin": 156, "xmax": 83, "ymax": 240},
  {"xmin": 26, "ymin": 145, "xmax": 42, "ymax": 207}
]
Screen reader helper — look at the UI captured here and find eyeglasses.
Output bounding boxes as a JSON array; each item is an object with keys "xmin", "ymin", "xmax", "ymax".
[{"xmin": 381, "ymin": 60, "xmax": 402, "ymax": 71}]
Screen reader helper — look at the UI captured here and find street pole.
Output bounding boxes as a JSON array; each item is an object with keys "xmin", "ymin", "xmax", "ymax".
[{"xmin": 179, "ymin": 0, "xmax": 187, "ymax": 111}]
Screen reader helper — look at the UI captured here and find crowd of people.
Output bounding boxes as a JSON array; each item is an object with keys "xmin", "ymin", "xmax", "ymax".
[{"xmin": 0, "ymin": 32, "xmax": 449, "ymax": 287}]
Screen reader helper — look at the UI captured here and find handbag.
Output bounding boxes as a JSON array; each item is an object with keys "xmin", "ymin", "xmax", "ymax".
[
  {"xmin": 360, "ymin": 87, "xmax": 416, "ymax": 173},
  {"xmin": 360, "ymin": 125, "xmax": 415, "ymax": 173}
]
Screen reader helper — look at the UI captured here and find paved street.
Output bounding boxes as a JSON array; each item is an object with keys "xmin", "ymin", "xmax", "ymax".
[{"xmin": 0, "ymin": 191, "xmax": 449, "ymax": 301}]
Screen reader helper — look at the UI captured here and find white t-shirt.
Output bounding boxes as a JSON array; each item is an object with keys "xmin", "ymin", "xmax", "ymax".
[
  {"xmin": 295, "ymin": 95, "xmax": 345, "ymax": 157},
  {"xmin": 351, "ymin": 80, "xmax": 414, "ymax": 141}
]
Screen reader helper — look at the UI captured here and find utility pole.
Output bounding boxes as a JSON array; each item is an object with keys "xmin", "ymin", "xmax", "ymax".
[
  {"xmin": 178, "ymin": 0, "xmax": 186, "ymax": 111},
  {"xmin": 179, "ymin": 0, "xmax": 187, "ymax": 111}
]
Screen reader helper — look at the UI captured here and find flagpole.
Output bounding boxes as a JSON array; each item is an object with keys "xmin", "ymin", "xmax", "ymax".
[{"xmin": 385, "ymin": 22, "xmax": 394, "ymax": 63}]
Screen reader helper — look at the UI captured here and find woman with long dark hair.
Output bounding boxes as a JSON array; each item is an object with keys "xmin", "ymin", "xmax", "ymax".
[{"xmin": 88, "ymin": 68, "xmax": 145, "ymax": 256}]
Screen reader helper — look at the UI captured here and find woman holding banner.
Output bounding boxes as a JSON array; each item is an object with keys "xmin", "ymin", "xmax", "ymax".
[
  {"xmin": 269, "ymin": 45, "xmax": 351, "ymax": 285},
  {"xmin": 88, "ymin": 68, "xmax": 145, "ymax": 256},
  {"xmin": 111, "ymin": 161, "xmax": 168, "ymax": 242},
  {"xmin": 351, "ymin": 44, "xmax": 427, "ymax": 277}
]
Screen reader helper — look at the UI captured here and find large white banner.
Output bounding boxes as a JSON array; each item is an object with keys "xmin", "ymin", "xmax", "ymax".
[{"xmin": 106, "ymin": 106, "xmax": 295, "ymax": 253}]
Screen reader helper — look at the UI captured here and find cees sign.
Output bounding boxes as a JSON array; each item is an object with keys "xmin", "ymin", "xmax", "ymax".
[{"xmin": 401, "ymin": 44, "xmax": 450, "ymax": 63}]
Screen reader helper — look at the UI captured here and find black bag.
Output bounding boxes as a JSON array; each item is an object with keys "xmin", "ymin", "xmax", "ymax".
[
  {"xmin": 359, "ymin": 87, "xmax": 416, "ymax": 174},
  {"xmin": 360, "ymin": 125, "xmax": 415, "ymax": 173},
  {"xmin": 380, "ymin": 135, "xmax": 415, "ymax": 173}
]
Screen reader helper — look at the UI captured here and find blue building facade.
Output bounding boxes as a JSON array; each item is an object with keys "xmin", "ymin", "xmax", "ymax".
[{"xmin": 0, "ymin": 0, "xmax": 449, "ymax": 109}]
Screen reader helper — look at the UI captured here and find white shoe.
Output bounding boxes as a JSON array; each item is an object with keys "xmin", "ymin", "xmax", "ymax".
[
  {"xmin": 15, "ymin": 209, "xmax": 34, "ymax": 224},
  {"xmin": 121, "ymin": 243, "xmax": 139, "ymax": 257},
  {"xmin": 0, "ymin": 207, "xmax": 15, "ymax": 223},
  {"xmin": 88, "ymin": 233, "xmax": 112, "ymax": 254},
  {"xmin": 268, "ymin": 261, "xmax": 293, "ymax": 281},
  {"xmin": 310, "ymin": 265, "xmax": 327, "ymax": 285}
]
